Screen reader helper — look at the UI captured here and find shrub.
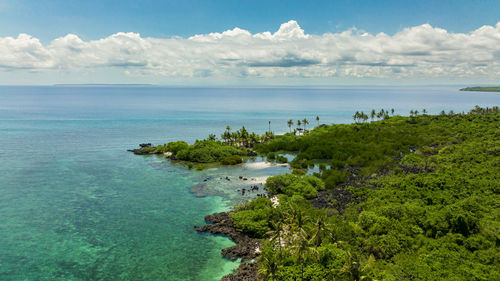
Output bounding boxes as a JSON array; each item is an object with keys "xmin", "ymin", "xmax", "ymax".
[
  {"xmin": 265, "ymin": 174, "xmax": 324, "ymax": 199},
  {"xmin": 175, "ymin": 140, "xmax": 245, "ymax": 163},
  {"xmin": 166, "ymin": 141, "xmax": 189, "ymax": 154},
  {"xmin": 276, "ymin": 155, "xmax": 288, "ymax": 163},
  {"xmin": 267, "ymin": 152, "xmax": 276, "ymax": 160},
  {"xmin": 221, "ymin": 155, "xmax": 243, "ymax": 165}
]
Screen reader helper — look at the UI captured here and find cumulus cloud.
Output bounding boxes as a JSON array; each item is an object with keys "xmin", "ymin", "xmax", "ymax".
[{"xmin": 1, "ymin": 20, "xmax": 500, "ymax": 80}]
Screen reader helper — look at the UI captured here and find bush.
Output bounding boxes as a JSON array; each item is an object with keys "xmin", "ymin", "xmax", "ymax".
[
  {"xmin": 276, "ymin": 155, "xmax": 288, "ymax": 163},
  {"xmin": 267, "ymin": 152, "xmax": 276, "ymax": 160},
  {"xmin": 175, "ymin": 140, "xmax": 245, "ymax": 163},
  {"xmin": 221, "ymin": 155, "xmax": 243, "ymax": 165},
  {"xmin": 231, "ymin": 198, "xmax": 273, "ymax": 238},
  {"xmin": 265, "ymin": 174, "xmax": 324, "ymax": 199},
  {"xmin": 166, "ymin": 141, "xmax": 189, "ymax": 154}
]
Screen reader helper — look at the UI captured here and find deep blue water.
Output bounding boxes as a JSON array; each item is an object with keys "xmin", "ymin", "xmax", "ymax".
[{"xmin": 0, "ymin": 86, "xmax": 499, "ymax": 280}]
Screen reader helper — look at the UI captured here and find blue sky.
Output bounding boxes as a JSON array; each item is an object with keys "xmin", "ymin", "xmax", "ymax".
[
  {"xmin": 0, "ymin": 0, "xmax": 499, "ymax": 85},
  {"xmin": 1, "ymin": 0, "xmax": 499, "ymax": 42}
]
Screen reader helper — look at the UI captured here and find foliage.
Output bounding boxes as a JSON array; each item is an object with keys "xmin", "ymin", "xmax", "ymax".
[
  {"xmin": 166, "ymin": 141, "xmax": 189, "ymax": 154},
  {"xmin": 231, "ymin": 198, "xmax": 275, "ymax": 238},
  {"xmin": 221, "ymin": 155, "xmax": 243, "ymax": 165},
  {"xmin": 265, "ymin": 174, "xmax": 325, "ymax": 199},
  {"xmin": 230, "ymin": 107, "xmax": 500, "ymax": 280},
  {"xmin": 175, "ymin": 140, "xmax": 246, "ymax": 163},
  {"xmin": 460, "ymin": 86, "xmax": 500, "ymax": 92}
]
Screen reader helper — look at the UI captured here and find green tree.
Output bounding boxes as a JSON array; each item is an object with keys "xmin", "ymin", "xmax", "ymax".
[
  {"xmin": 287, "ymin": 119, "xmax": 294, "ymax": 133},
  {"xmin": 302, "ymin": 118, "xmax": 309, "ymax": 132}
]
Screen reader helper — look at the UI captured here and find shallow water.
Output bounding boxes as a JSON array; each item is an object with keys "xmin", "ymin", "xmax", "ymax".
[{"xmin": 0, "ymin": 86, "xmax": 499, "ymax": 280}]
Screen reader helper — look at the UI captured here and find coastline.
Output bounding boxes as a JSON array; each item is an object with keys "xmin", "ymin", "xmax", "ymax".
[{"xmin": 195, "ymin": 212, "xmax": 260, "ymax": 281}]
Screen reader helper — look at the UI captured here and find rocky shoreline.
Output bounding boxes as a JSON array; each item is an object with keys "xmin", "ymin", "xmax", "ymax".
[{"xmin": 195, "ymin": 212, "xmax": 260, "ymax": 281}]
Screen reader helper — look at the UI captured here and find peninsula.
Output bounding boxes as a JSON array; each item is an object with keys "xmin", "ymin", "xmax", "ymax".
[{"xmin": 131, "ymin": 105, "xmax": 500, "ymax": 280}]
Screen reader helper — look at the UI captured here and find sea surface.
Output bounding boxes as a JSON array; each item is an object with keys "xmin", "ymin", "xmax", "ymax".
[{"xmin": 0, "ymin": 86, "xmax": 499, "ymax": 280}]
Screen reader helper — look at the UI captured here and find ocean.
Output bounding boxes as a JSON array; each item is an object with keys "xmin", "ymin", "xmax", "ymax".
[{"xmin": 0, "ymin": 86, "xmax": 498, "ymax": 280}]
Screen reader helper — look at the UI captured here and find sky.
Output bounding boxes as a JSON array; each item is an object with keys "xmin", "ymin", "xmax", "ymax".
[{"xmin": 0, "ymin": 0, "xmax": 499, "ymax": 85}]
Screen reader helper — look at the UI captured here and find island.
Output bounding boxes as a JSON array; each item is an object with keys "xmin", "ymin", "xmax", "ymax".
[
  {"xmin": 130, "ymin": 106, "xmax": 500, "ymax": 281},
  {"xmin": 460, "ymin": 86, "xmax": 500, "ymax": 92}
]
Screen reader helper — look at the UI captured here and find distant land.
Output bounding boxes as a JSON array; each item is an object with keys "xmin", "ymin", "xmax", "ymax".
[
  {"xmin": 460, "ymin": 86, "xmax": 500, "ymax": 92},
  {"xmin": 53, "ymin": 84, "xmax": 153, "ymax": 87}
]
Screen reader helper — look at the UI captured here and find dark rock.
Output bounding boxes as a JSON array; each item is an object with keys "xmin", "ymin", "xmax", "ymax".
[
  {"xmin": 220, "ymin": 261, "xmax": 259, "ymax": 281},
  {"xmin": 195, "ymin": 212, "xmax": 259, "ymax": 261},
  {"xmin": 226, "ymin": 176, "xmax": 231, "ymax": 181},
  {"xmin": 139, "ymin": 143, "xmax": 152, "ymax": 148},
  {"xmin": 247, "ymin": 150, "xmax": 258, "ymax": 157}
]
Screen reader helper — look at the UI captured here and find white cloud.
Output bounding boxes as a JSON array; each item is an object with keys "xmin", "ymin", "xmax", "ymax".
[{"xmin": 1, "ymin": 20, "xmax": 500, "ymax": 82}]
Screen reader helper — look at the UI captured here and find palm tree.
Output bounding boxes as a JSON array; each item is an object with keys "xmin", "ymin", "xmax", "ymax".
[
  {"xmin": 267, "ymin": 220, "xmax": 284, "ymax": 260},
  {"xmin": 378, "ymin": 109, "xmax": 385, "ymax": 119},
  {"xmin": 291, "ymin": 228, "xmax": 310, "ymax": 281},
  {"xmin": 361, "ymin": 112, "xmax": 368, "ymax": 123},
  {"xmin": 260, "ymin": 248, "xmax": 280, "ymax": 281},
  {"xmin": 287, "ymin": 119, "xmax": 293, "ymax": 133},
  {"xmin": 221, "ymin": 131, "xmax": 230, "ymax": 144},
  {"xmin": 208, "ymin": 133, "xmax": 216, "ymax": 141},
  {"xmin": 239, "ymin": 126, "xmax": 249, "ymax": 147},
  {"xmin": 315, "ymin": 116, "xmax": 320, "ymax": 127},
  {"xmin": 268, "ymin": 120, "xmax": 271, "ymax": 133},
  {"xmin": 249, "ymin": 132, "xmax": 259, "ymax": 147},
  {"xmin": 410, "ymin": 110, "xmax": 414, "ymax": 117},
  {"xmin": 391, "ymin": 108, "xmax": 395, "ymax": 115},
  {"xmin": 422, "ymin": 108, "xmax": 427, "ymax": 115},
  {"xmin": 297, "ymin": 120, "xmax": 302, "ymax": 132},
  {"xmin": 353, "ymin": 111, "xmax": 359, "ymax": 123},
  {"xmin": 370, "ymin": 109, "xmax": 376, "ymax": 122},
  {"xmin": 302, "ymin": 118, "xmax": 309, "ymax": 132},
  {"xmin": 310, "ymin": 213, "xmax": 328, "ymax": 249}
]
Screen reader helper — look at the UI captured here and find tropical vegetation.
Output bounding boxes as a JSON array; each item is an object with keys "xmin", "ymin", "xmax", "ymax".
[{"xmin": 231, "ymin": 106, "xmax": 499, "ymax": 280}]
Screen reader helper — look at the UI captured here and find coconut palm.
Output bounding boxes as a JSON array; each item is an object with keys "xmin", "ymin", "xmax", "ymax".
[
  {"xmin": 291, "ymin": 228, "xmax": 310, "ymax": 281},
  {"xmin": 302, "ymin": 118, "xmax": 309, "ymax": 132},
  {"xmin": 287, "ymin": 119, "xmax": 293, "ymax": 133},
  {"xmin": 391, "ymin": 108, "xmax": 395, "ymax": 115},
  {"xmin": 362, "ymin": 112, "xmax": 368, "ymax": 123},
  {"xmin": 315, "ymin": 116, "xmax": 320, "ymax": 127},
  {"xmin": 353, "ymin": 111, "xmax": 359, "ymax": 123},
  {"xmin": 208, "ymin": 133, "xmax": 216, "ymax": 141},
  {"xmin": 260, "ymin": 248, "xmax": 280, "ymax": 281},
  {"xmin": 370, "ymin": 109, "xmax": 376, "ymax": 122},
  {"xmin": 267, "ymin": 220, "xmax": 284, "ymax": 260}
]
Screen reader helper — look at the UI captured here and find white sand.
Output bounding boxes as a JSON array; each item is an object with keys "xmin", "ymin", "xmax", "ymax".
[{"xmin": 244, "ymin": 161, "xmax": 288, "ymax": 169}]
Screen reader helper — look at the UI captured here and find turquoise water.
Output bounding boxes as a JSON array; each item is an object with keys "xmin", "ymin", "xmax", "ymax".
[{"xmin": 0, "ymin": 86, "xmax": 499, "ymax": 280}]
